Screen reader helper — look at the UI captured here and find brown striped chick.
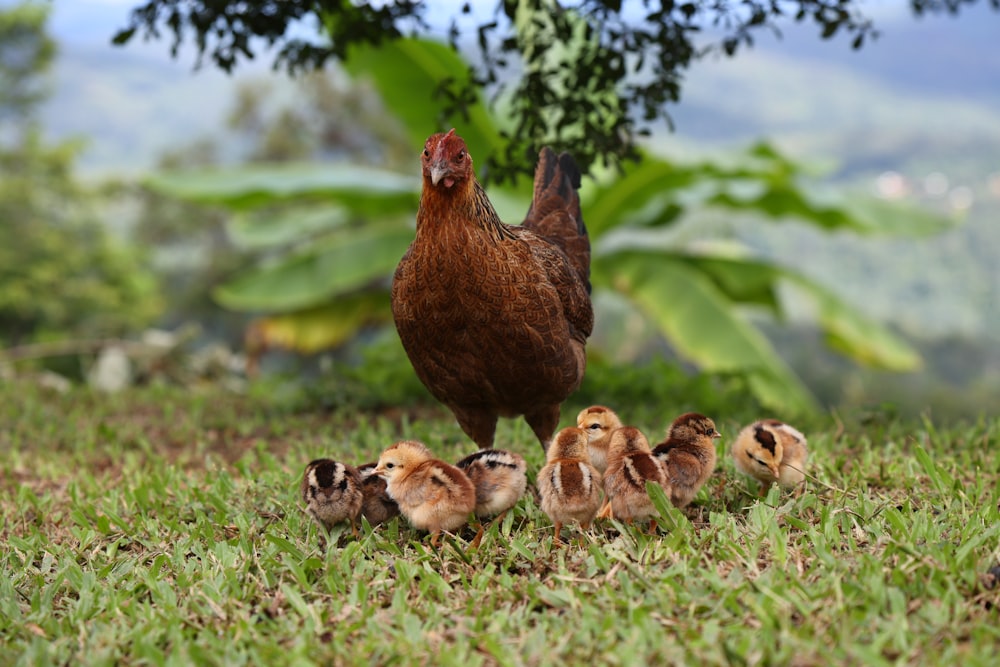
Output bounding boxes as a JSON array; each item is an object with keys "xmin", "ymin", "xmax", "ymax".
[
  {"xmin": 598, "ymin": 426, "xmax": 669, "ymax": 531},
  {"xmin": 373, "ymin": 440, "xmax": 476, "ymax": 546},
  {"xmin": 732, "ymin": 419, "xmax": 809, "ymax": 493},
  {"xmin": 455, "ymin": 448, "xmax": 527, "ymax": 548},
  {"xmin": 357, "ymin": 462, "xmax": 400, "ymax": 527},
  {"xmin": 576, "ymin": 405, "xmax": 623, "ymax": 474},
  {"xmin": 301, "ymin": 459, "xmax": 364, "ymax": 538},
  {"xmin": 537, "ymin": 426, "xmax": 603, "ymax": 546},
  {"xmin": 651, "ymin": 412, "xmax": 721, "ymax": 508}
]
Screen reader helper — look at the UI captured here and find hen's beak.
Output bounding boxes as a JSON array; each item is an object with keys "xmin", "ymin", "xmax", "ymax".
[{"xmin": 430, "ymin": 164, "xmax": 448, "ymax": 186}]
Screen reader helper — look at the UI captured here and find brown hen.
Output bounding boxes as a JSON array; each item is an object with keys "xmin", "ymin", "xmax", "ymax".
[{"xmin": 392, "ymin": 129, "xmax": 593, "ymax": 452}]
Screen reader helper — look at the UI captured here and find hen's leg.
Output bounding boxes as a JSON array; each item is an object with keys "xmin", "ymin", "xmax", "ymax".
[
  {"xmin": 451, "ymin": 406, "xmax": 498, "ymax": 450},
  {"xmin": 525, "ymin": 403, "xmax": 561, "ymax": 453}
]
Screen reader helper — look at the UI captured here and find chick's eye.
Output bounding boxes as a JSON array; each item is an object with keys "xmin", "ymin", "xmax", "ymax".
[
  {"xmin": 704, "ymin": 427, "xmax": 715, "ymax": 436},
  {"xmin": 588, "ymin": 423, "xmax": 601, "ymax": 430},
  {"xmin": 385, "ymin": 462, "xmax": 395, "ymax": 469}
]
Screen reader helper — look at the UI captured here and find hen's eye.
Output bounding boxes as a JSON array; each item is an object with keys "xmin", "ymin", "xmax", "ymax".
[
  {"xmin": 455, "ymin": 150, "xmax": 466, "ymax": 161},
  {"xmin": 422, "ymin": 149, "xmax": 430, "ymax": 158}
]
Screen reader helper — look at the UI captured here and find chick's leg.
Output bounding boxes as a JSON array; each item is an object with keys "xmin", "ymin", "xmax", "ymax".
[
  {"xmin": 469, "ymin": 521, "xmax": 485, "ymax": 549},
  {"xmin": 552, "ymin": 521, "xmax": 563, "ymax": 547}
]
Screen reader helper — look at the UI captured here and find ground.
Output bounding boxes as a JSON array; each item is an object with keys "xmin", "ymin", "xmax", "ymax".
[{"xmin": 2, "ymin": 382, "xmax": 999, "ymax": 665}]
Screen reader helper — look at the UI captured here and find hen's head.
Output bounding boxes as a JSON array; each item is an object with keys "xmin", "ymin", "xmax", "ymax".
[
  {"xmin": 666, "ymin": 412, "xmax": 721, "ymax": 445},
  {"xmin": 422, "ymin": 128, "xmax": 473, "ymax": 190}
]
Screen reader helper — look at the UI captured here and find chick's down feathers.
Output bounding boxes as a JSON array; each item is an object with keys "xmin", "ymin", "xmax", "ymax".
[
  {"xmin": 455, "ymin": 448, "xmax": 528, "ymax": 519},
  {"xmin": 537, "ymin": 426, "xmax": 603, "ymax": 544},
  {"xmin": 392, "ymin": 129, "xmax": 593, "ymax": 452},
  {"xmin": 301, "ymin": 459, "xmax": 364, "ymax": 535},
  {"xmin": 576, "ymin": 405, "xmax": 623, "ymax": 474},
  {"xmin": 373, "ymin": 440, "xmax": 476, "ymax": 544},
  {"xmin": 601, "ymin": 426, "xmax": 669, "ymax": 526},
  {"xmin": 357, "ymin": 461, "xmax": 400, "ymax": 526},
  {"xmin": 652, "ymin": 412, "xmax": 721, "ymax": 508},
  {"xmin": 732, "ymin": 419, "xmax": 809, "ymax": 490}
]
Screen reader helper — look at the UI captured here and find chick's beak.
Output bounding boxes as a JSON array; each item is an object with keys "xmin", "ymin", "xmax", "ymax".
[
  {"xmin": 372, "ymin": 464, "xmax": 385, "ymax": 477},
  {"xmin": 712, "ymin": 430, "xmax": 722, "ymax": 439}
]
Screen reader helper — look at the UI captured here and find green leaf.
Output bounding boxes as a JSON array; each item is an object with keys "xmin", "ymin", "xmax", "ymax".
[
  {"xmin": 783, "ymin": 274, "xmax": 921, "ymax": 371},
  {"xmin": 594, "ymin": 252, "xmax": 817, "ymax": 413},
  {"xmin": 246, "ymin": 293, "xmax": 392, "ymax": 355},
  {"xmin": 673, "ymin": 254, "xmax": 782, "ymax": 313},
  {"xmin": 146, "ymin": 162, "xmax": 419, "ymax": 213},
  {"xmin": 584, "ymin": 157, "xmax": 697, "ymax": 237},
  {"xmin": 213, "ymin": 224, "xmax": 412, "ymax": 312},
  {"xmin": 628, "ymin": 252, "xmax": 923, "ymax": 373},
  {"xmin": 345, "ymin": 38, "xmax": 504, "ymax": 164},
  {"xmin": 227, "ymin": 206, "xmax": 349, "ymax": 250}
]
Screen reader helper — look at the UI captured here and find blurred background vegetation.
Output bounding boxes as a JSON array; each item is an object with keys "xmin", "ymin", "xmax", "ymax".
[{"xmin": 1, "ymin": 0, "xmax": 997, "ymax": 421}]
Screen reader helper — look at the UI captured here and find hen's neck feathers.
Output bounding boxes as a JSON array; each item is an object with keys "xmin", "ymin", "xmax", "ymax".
[{"xmin": 418, "ymin": 177, "xmax": 517, "ymax": 244}]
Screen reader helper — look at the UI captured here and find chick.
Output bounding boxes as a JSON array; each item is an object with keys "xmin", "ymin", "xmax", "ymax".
[
  {"xmin": 576, "ymin": 405, "xmax": 623, "ymax": 474},
  {"xmin": 651, "ymin": 412, "xmax": 721, "ymax": 508},
  {"xmin": 373, "ymin": 440, "xmax": 476, "ymax": 546},
  {"xmin": 301, "ymin": 459, "xmax": 364, "ymax": 537},
  {"xmin": 599, "ymin": 426, "xmax": 669, "ymax": 530},
  {"xmin": 537, "ymin": 426, "xmax": 603, "ymax": 546},
  {"xmin": 357, "ymin": 461, "xmax": 400, "ymax": 527},
  {"xmin": 732, "ymin": 419, "xmax": 809, "ymax": 493},
  {"xmin": 455, "ymin": 448, "xmax": 528, "ymax": 548}
]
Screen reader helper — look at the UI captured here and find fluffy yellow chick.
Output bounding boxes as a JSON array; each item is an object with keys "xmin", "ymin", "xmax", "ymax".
[
  {"xmin": 651, "ymin": 412, "xmax": 721, "ymax": 508},
  {"xmin": 455, "ymin": 448, "xmax": 527, "ymax": 547},
  {"xmin": 732, "ymin": 419, "xmax": 808, "ymax": 493},
  {"xmin": 599, "ymin": 426, "xmax": 669, "ymax": 530},
  {"xmin": 537, "ymin": 426, "xmax": 603, "ymax": 546},
  {"xmin": 373, "ymin": 440, "xmax": 476, "ymax": 546},
  {"xmin": 576, "ymin": 405, "xmax": 623, "ymax": 474},
  {"xmin": 301, "ymin": 459, "xmax": 364, "ymax": 537},
  {"xmin": 357, "ymin": 461, "xmax": 400, "ymax": 527}
]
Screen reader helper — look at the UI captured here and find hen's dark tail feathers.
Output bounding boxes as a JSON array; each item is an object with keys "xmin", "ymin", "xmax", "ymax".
[{"xmin": 522, "ymin": 147, "xmax": 591, "ymax": 293}]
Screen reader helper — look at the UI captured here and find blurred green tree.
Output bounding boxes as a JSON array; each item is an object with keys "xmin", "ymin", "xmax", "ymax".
[{"xmin": 0, "ymin": 3, "xmax": 161, "ymax": 349}]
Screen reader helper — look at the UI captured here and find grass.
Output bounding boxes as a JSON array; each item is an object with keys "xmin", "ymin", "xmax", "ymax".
[{"xmin": 2, "ymin": 380, "xmax": 999, "ymax": 666}]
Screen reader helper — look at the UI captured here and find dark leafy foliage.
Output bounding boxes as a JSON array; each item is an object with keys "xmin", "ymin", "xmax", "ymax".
[{"xmin": 112, "ymin": 0, "xmax": 997, "ymax": 183}]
